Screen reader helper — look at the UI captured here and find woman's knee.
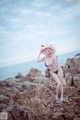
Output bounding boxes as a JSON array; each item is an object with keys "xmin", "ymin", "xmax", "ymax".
[
  {"xmin": 53, "ymin": 75, "xmax": 61, "ymax": 85},
  {"xmin": 60, "ymin": 84, "xmax": 63, "ymax": 91},
  {"xmin": 57, "ymin": 83, "xmax": 62, "ymax": 89},
  {"xmin": 58, "ymin": 71, "xmax": 63, "ymax": 80}
]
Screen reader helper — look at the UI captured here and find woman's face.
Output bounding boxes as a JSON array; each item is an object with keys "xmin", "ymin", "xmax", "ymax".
[{"xmin": 42, "ymin": 48, "xmax": 53, "ymax": 56}]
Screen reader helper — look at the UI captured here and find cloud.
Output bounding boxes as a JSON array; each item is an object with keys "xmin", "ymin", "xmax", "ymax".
[
  {"xmin": 61, "ymin": 0, "xmax": 80, "ymax": 4},
  {"xmin": 50, "ymin": 2, "xmax": 80, "ymax": 22},
  {"xmin": 32, "ymin": 2, "xmax": 46, "ymax": 8},
  {"xmin": 35, "ymin": 11, "xmax": 51, "ymax": 17},
  {"xmin": 0, "ymin": 0, "xmax": 80, "ymax": 67},
  {"xmin": 60, "ymin": 5, "xmax": 80, "ymax": 21},
  {"xmin": 20, "ymin": 9, "xmax": 31, "ymax": 15}
]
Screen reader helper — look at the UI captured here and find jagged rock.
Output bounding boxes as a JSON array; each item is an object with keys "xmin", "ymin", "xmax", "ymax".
[
  {"xmin": 73, "ymin": 74, "xmax": 80, "ymax": 92},
  {"xmin": 28, "ymin": 68, "xmax": 42, "ymax": 77},
  {"xmin": 63, "ymin": 57, "xmax": 80, "ymax": 88},
  {"xmin": 15, "ymin": 73, "xmax": 25, "ymax": 79},
  {"xmin": 32, "ymin": 76, "xmax": 56, "ymax": 88},
  {"xmin": 64, "ymin": 86, "xmax": 78, "ymax": 99},
  {"xmin": 15, "ymin": 68, "xmax": 42, "ymax": 80},
  {"xmin": 65, "ymin": 73, "xmax": 73, "ymax": 86},
  {"xmin": 0, "ymin": 95, "xmax": 10, "ymax": 104},
  {"xmin": 0, "ymin": 57, "xmax": 80, "ymax": 120},
  {"xmin": 63, "ymin": 58, "xmax": 79, "ymax": 74},
  {"xmin": 45, "ymin": 68, "xmax": 51, "ymax": 78}
]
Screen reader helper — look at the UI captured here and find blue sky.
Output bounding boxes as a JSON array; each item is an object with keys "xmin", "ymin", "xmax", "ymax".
[{"xmin": 0, "ymin": 0, "xmax": 80, "ymax": 67}]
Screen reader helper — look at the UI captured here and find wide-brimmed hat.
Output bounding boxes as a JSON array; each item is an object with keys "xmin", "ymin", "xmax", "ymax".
[{"xmin": 40, "ymin": 44, "xmax": 55, "ymax": 53}]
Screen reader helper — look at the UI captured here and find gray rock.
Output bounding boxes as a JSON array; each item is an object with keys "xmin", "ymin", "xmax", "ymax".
[
  {"xmin": 65, "ymin": 73, "xmax": 73, "ymax": 86},
  {"xmin": 73, "ymin": 74, "xmax": 80, "ymax": 91},
  {"xmin": 0, "ymin": 95, "xmax": 10, "ymax": 104}
]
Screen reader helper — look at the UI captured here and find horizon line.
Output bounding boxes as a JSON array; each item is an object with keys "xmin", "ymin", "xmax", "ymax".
[{"xmin": 0, "ymin": 50, "xmax": 80, "ymax": 68}]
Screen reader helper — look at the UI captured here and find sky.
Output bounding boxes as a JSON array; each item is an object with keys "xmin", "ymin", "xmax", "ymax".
[{"xmin": 0, "ymin": 0, "xmax": 80, "ymax": 67}]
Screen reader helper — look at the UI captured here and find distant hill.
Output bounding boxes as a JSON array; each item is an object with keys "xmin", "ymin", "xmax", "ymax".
[{"xmin": 74, "ymin": 53, "xmax": 80, "ymax": 57}]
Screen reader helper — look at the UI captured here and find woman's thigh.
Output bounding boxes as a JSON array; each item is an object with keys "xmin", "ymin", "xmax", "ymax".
[
  {"xmin": 51, "ymin": 73, "xmax": 61, "ymax": 85},
  {"xmin": 58, "ymin": 67, "xmax": 63, "ymax": 80}
]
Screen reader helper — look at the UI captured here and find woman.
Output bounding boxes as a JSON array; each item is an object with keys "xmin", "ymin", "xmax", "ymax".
[{"xmin": 37, "ymin": 44, "xmax": 66, "ymax": 102}]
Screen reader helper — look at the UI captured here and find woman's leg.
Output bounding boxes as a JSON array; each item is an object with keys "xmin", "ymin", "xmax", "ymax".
[
  {"xmin": 58, "ymin": 67, "xmax": 64, "ymax": 82},
  {"xmin": 51, "ymin": 73, "xmax": 61, "ymax": 101},
  {"xmin": 58, "ymin": 68, "xmax": 64, "ymax": 101},
  {"xmin": 59, "ymin": 84, "xmax": 63, "ymax": 101},
  {"xmin": 56, "ymin": 84, "xmax": 60, "ymax": 101}
]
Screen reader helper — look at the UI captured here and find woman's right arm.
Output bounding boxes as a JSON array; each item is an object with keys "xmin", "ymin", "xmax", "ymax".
[{"xmin": 37, "ymin": 52, "xmax": 44, "ymax": 62}]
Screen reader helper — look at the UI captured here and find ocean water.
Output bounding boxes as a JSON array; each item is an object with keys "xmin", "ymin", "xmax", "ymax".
[{"xmin": 0, "ymin": 51, "xmax": 80, "ymax": 80}]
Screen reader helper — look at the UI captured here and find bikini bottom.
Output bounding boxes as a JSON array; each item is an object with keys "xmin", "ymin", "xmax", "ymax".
[{"xmin": 54, "ymin": 70, "xmax": 58, "ymax": 74}]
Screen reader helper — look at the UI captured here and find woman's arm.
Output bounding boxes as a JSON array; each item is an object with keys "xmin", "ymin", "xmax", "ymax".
[{"xmin": 37, "ymin": 52, "xmax": 44, "ymax": 62}]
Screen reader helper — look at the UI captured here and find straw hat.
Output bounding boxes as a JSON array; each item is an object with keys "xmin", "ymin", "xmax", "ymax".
[{"xmin": 40, "ymin": 44, "xmax": 55, "ymax": 53}]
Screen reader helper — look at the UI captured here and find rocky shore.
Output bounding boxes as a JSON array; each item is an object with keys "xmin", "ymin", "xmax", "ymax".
[{"xmin": 0, "ymin": 57, "xmax": 80, "ymax": 120}]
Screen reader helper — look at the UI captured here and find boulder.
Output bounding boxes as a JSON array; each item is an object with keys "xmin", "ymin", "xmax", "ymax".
[
  {"xmin": 28, "ymin": 68, "xmax": 42, "ymax": 77},
  {"xmin": 65, "ymin": 73, "xmax": 73, "ymax": 86},
  {"xmin": 0, "ymin": 95, "xmax": 10, "ymax": 104},
  {"xmin": 63, "ymin": 57, "xmax": 80, "ymax": 88},
  {"xmin": 73, "ymin": 74, "xmax": 80, "ymax": 92}
]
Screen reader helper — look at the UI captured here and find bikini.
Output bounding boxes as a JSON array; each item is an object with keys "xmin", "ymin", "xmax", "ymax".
[{"xmin": 45, "ymin": 62, "xmax": 58, "ymax": 75}]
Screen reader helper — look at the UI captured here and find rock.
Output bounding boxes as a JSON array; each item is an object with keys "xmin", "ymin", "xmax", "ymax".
[
  {"xmin": 45, "ymin": 68, "xmax": 51, "ymax": 78},
  {"xmin": 63, "ymin": 58, "xmax": 79, "ymax": 74},
  {"xmin": 64, "ymin": 86, "xmax": 78, "ymax": 99},
  {"xmin": 74, "ymin": 105, "xmax": 80, "ymax": 115},
  {"xmin": 7, "ymin": 105, "xmax": 31, "ymax": 120},
  {"xmin": 28, "ymin": 68, "xmax": 42, "ymax": 77},
  {"xmin": 73, "ymin": 97, "xmax": 80, "ymax": 106},
  {"xmin": 73, "ymin": 74, "xmax": 80, "ymax": 91},
  {"xmin": 65, "ymin": 73, "xmax": 73, "ymax": 86},
  {"xmin": 73, "ymin": 117, "xmax": 80, "ymax": 120},
  {"xmin": 0, "ymin": 95, "xmax": 10, "ymax": 104},
  {"xmin": 0, "ymin": 57, "xmax": 80, "ymax": 120},
  {"xmin": 32, "ymin": 76, "xmax": 55, "ymax": 87},
  {"xmin": 15, "ymin": 73, "xmax": 25, "ymax": 79},
  {"xmin": 63, "ymin": 57, "xmax": 80, "ymax": 88}
]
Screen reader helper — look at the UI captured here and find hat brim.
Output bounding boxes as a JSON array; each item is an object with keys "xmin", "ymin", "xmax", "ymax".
[{"xmin": 40, "ymin": 46, "xmax": 55, "ymax": 53}]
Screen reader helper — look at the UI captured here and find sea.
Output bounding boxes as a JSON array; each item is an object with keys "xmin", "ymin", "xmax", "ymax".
[{"xmin": 0, "ymin": 51, "xmax": 80, "ymax": 80}]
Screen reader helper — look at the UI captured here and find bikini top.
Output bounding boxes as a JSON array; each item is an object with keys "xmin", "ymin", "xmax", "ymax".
[
  {"xmin": 44, "ymin": 54, "xmax": 58, "ymax": 68},
  {"xmin": 45, "ymin": 63, "xmax": 49, "ymax": 67}
]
